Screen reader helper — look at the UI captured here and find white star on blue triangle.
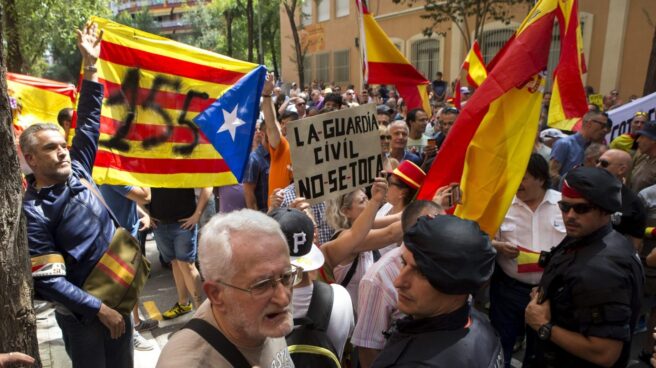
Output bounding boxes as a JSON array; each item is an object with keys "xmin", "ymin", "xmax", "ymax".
[{"xmin": 193, "ymin": 65, "xmax": 267, "ymax": 181}]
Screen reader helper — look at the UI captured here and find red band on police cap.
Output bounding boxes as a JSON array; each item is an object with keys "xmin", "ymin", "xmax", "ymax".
[{"xmin": 561, "ymin": 179, "xmax": 583, "ymax": 198}]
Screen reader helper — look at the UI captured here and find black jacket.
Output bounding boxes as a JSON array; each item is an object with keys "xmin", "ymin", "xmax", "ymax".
[
  {"xmin": 373, "ymin": 305, "xmax": 503, "ymax": 368},
  {"xmin": 533, "ymin": 224, "xmax": 644, "ymax": 368}
]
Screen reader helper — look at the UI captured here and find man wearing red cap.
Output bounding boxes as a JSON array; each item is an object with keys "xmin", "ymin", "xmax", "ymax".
[{"xmin": 525, "ymin": 167, "xmax": 643, "ymax": 368}]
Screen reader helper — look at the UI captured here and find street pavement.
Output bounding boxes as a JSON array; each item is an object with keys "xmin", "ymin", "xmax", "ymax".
[
  {"xmin": 36, "ymin": 237, "xmax": 654, "ymax": 367},
  {"xmin": 37, "ymin": 238, "xmax": 192, "ymax": 368}
]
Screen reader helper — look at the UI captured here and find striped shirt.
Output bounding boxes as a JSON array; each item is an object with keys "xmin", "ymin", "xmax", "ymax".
[
  {"xmin": 351, "ymin": 246, "xmax": 405, "ymax": 350},
  {"xmin": 281, "ymin": 183, "xmax": 334, "ymax": 245}
]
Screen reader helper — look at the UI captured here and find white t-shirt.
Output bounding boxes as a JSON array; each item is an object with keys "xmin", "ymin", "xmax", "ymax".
[
  {"xmin": 406, "ymin": 135, "xmax": 428, "ymax": 154},
  {"xmin": 157, "ymin": 300, "xmax": 294, "ymax": 368},
  {"xmin": 292, "ymin": 282, "xmax": 354, "ymax": 359}
]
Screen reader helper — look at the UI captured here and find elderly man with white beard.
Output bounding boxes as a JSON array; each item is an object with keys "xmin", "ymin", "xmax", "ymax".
[{"xmin": 157, "ymin": 209, "xmax": 296, "ymax": 368}]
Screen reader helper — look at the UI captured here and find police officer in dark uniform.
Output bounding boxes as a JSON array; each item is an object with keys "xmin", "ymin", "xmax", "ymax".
[
  {"xmin": 525, "ymin": 167, "xmax": 643, "ymax": 368},
  {"xmin": 373, "ymin": 215, "xmax": 503, "ymax": 368}
]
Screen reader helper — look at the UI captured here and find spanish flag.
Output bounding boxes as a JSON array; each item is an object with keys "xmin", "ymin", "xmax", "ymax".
[
  {"xmin": 418, "ymin": 0, "xmax": 558, "ymax": 236},
  {"xmin": 547, "ymin": 0, "xmax": 588, "ymax": 131},
  {"xmin": 7, "ymin": 73, "xmax": 76, "ymax": 132},
  {"xmin": 89, "ymin": 16, "xmax": 260, "ymax": 188},
  {"xmin": 357, "ymin": 1, "xmax": 430, "ymax": 113},
  {"xmin": 516, "ymin": 246, "xmax": 543, "ymax": 273},
  {"xmin": 462, "ymin": 40, "xmax": 487, "ymax": 88}
]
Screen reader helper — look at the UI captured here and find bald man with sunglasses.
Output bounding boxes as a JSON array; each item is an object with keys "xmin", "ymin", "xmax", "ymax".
[{"xmin": 525, "ymin": 167, "xmax": 643, "ymax": 368}]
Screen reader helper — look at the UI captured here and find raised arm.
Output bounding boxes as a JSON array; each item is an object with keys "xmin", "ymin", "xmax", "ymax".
[
  {"xmin": 321, "ymin": 179, "xmax": 388, "ymax": 269},
  {"xmin": 261, "ymin": 73, "xmax": 282, "ymax": 149},
  {"xmin": 70, "ymin": 22, "xmax": 104, "ymax": 175}
]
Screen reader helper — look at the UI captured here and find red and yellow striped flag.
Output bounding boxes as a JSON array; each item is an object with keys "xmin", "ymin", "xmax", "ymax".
[
  {"xmin": 89, "ymin": 16, "xmax": 259, "ymax": 188},
  {"xmin": 547, "ymin": 0, "xmax": 588, "ymax": 130},
  {"xmin": 516, "ymin": 246, "xmax": 542, "ymax": 273},
  {"xmin": 462, "ymin": 40, "xmax": 487, "ymax": 88},
  {"xmin": 7, "ymin": 73, "xmax": 76, "ymax": 133},
  {"xmin": 418, "ymin": 0, "xmax": 558, "ymax": 235},
  {"xmin": 357, "ymin": 1, "xmax": 430, "ymax": 112}
]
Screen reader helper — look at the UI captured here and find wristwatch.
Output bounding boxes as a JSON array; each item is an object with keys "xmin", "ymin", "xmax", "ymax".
[{"xmin": 538, "ymin": 322, "xmax": 553, "ymax": 341}]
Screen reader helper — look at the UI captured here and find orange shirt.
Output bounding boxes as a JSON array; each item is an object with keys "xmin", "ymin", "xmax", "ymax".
[{"xmin": 267, "ymin": 136, "xmax": 292, "ymax": 203}]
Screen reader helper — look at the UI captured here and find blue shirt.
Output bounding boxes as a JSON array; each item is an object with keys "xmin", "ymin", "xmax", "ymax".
[
  {"xmin": 550, "ymin": 132, "xmax": 588, "ymax": 176},
  {"xmin": 242, "ymin": 144, "xmax": 270, "ymax": 212},
  {"xmin": 99, "ymin": 185, "xmax": 139, "ymax": 237},
  {"xmin": 402, "ymin": 150, "xmax": 422, "ymax": 167}
]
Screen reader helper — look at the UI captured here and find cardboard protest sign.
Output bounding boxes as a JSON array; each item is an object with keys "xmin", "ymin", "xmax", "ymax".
[{"xmin": 288, "ymin": 104, "xmax": 383, "ymax": 204}]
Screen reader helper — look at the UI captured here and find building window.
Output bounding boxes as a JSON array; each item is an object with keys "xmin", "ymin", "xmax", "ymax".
[
  {"xmin": 336, "ymin": 0, "xmax": 349, "ymax": 17},
  {"xmin": 334, "ymin": 50, "xmax": 350, "ymax": 83},
  {"xmin": 479, "ymin": 27, "xmax": 515, "ymax": 64},
  {"xmin": 317, "ymin": 0, "xmax": 330, "ymax": 22},
  {"xmin": 410, "ymin": 38, "xmax": 440, "ymax": 80},
  {"xmin": 301, "ymin": 0, "xmax": 312, "ymax": 26},
  {"xmin": 316, "ymin": 53, "xmax": 330, "ymax": 83},
  {"xmin": 303, "ymin": 55, "xmax": 313, "ymax": 86}
]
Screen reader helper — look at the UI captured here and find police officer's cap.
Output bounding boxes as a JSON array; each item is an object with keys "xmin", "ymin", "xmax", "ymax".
[
  {"xmin": 403, "ymin": 215, "xmax": 496, "ymax": 295},
  {"xmin": 562, "ymin": 167, "xmax": 621, "ymax": 213}
]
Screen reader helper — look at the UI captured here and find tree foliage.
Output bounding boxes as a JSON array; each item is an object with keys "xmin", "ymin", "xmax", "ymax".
[
  {"xmin": 3, "ymin": 0, "xmax": 110, "ymax": 81},
  {"xmin": 113, "ymin": 7, "xmax": 159, "ymax": 35},
  {"xmin": 181, "ymin": 0, "xmax": 280, "ymax": 72},
  {"xmin": 392, "ymin": 0, "xmax": 532, "ymax": 50}
]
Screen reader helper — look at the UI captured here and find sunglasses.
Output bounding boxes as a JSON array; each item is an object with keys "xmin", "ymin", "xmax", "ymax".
[
  {"xmin": 596, "ymin": 159, "xmax": 610, "ymax": 168},
  {"xmin": 444, "ymin": 107, "xmax": 460, "ymax": 114},
  {"xmin": 558, "ymin": 201, "xmax": 597, "ymax": 214},
  {"xmin": 635, "ymin": 111, "xmax": 648, "ymax": 118},
  {"xmin": 380, "ymin": 135, "xmax": 392, "ymax": 141}
]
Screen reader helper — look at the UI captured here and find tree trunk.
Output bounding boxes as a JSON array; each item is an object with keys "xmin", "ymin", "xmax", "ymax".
[
  {"xmin": 4, "ymin": 0, "xmax": 24, "ymax": 73},
  {"xmin": 283, "ymin": 0, "xmax": 304, "ymax": 88},
  {"xmin": 0, "ymin": 3, "xmax": 41, "ymax": 366},
  {"xmin": 644, "ymin": 24, "xmax": 656, "ymax": 95},
  {"xmin": 225, "ymin": 10, "xmax": 234, "ymax": 57},
  {"xmin": 247, "ymin": 0, "xmax": 254, "ymax": 62},
  {"xmin": 270, "ymin": 30, "xmax": 280, "ymax": 80}
]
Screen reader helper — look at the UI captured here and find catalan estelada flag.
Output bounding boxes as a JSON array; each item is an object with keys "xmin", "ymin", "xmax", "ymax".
[
  {"xmin": 462, "ymin": 40, "xmax": 488, "ymax": 88},
  {"xmin": 357, "ymin": 0, "xmax": 430, "ymax": 113},
  {"xmin": 516, "ymin": 246, "xmax": 543, "ymax": 273},
  {"xmin": 547, "ymin": 0, "xmax": 588, "ymax": 131},
  {"xmin": 7, "ymin": 73, "xmax": 76, "ymax": 132},
  {"xmin": 417, "ymin": 0, "xmax": 558, "ymax": 236},
  {"xmin": 89, "ymin": 16, "xmax": 260, "ymax": 188}
]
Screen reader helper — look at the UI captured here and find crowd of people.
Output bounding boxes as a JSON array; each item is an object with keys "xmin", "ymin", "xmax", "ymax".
[{"xmin": 11, "ymin": 22, "xmax": 656, "ymax": 368}]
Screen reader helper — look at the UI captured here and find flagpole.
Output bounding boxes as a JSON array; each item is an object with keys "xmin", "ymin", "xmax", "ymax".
[{"xmin": 356, "ymin": 0, "xmax": 367, "ymax": 90}]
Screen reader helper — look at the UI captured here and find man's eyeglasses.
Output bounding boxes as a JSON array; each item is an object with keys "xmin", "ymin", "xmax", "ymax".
[
  {"xmin": 379, "ymin": 135, "xmax": 392, "ymax": 141},
  {"xmin": 635, "ymin": 111, "xmax": 648, "ymax": 118},
  {"xmin": 596, "ymin": 158, "xmax": 610, "ymax": 168},
  {"xmin": 558, "ymin": 201, "xmax": 597, "ymax": 214},
  {"xmin": 216, "ymin": 265, "xmax": 303, "ymax": 297},
  {"xmin": 589, "ymin": 119, "xmax": 609, "ymax": 129}
]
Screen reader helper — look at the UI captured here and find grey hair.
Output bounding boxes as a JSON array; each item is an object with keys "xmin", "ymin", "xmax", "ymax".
[
  {"xmin": 198, "ymin": 209, "xmax": 287, "ymax": 282},
  {"xmin": 19, "ymin": 123, "xmax": 62, "ymax": 155},
  {"xmin": 388, "ymin": 120, "xmax": 408, "ymax": 131}
]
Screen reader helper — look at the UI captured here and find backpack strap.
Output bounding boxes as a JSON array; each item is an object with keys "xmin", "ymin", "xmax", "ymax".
[
  {"xmin": 305, "ymin": 281, "xmax": 334, "ymax": 332},
  {"xmin": 79, "ymin": 178, "xmax": 120, "ymax": 227},
  {"xmin": 340, "ymin": 255, "xmax": 359, "ymax": 288},
  {"xmin": 183, "ymin": 319, "xmax": 251, "ymax": 368}
]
